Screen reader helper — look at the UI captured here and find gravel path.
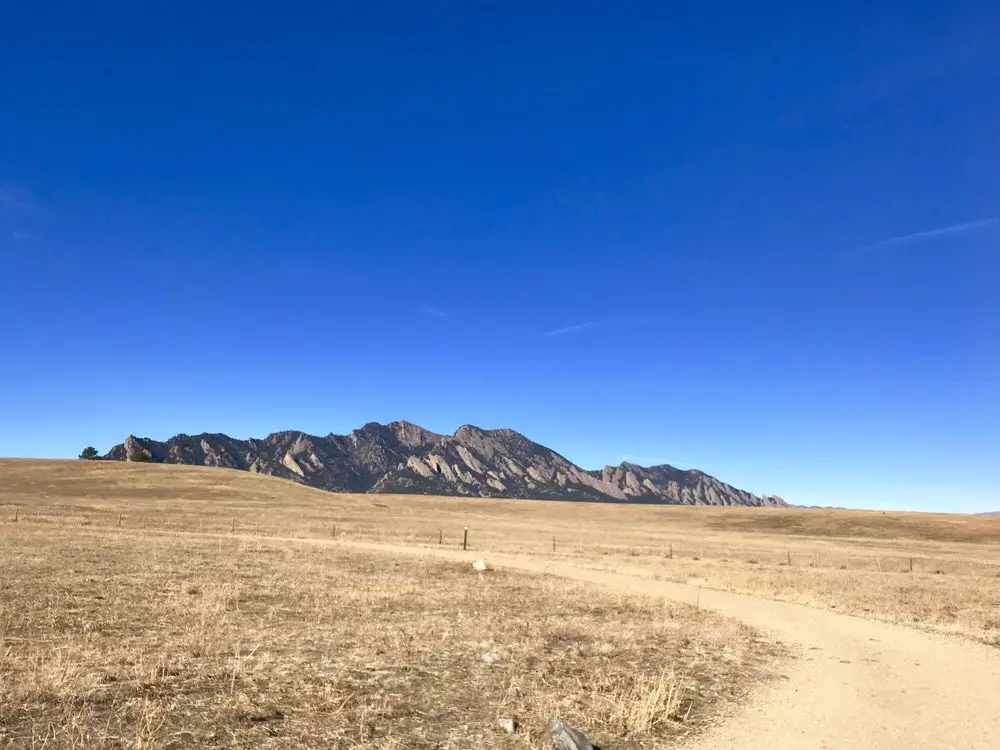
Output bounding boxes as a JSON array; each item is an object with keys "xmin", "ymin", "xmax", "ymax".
[{"xmin": 343, "ymin": 541, "xmax": 1000, "ymax": 750}]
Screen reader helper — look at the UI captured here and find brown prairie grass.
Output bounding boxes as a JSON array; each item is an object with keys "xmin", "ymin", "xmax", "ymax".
[
  {"xmin": 604, "ymin": 667, "xmax": 690, "ymax": 734},
  {"xmin": 0, "ymin": 523, "xmax": 776, "ymax": 749},
  {"xmin": 2, "ymin": 459, "xmax": 999, "ymax": 646}
]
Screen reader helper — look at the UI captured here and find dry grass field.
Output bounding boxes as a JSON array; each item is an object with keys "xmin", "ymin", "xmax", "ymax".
[
  {"xmin": 0, "ymin": 460, "xmax": 782, "ymax": 749},
  {"xmin": 2, "ymin": 458, "xmax": 1000, "ymax": 746},
  {"xmin": 2, "ymin": 460, "xmax": 999, "ymax": 748},
  {"xmin": 4, "ymin": 459, "xmax": 999, "ymax": 646}
]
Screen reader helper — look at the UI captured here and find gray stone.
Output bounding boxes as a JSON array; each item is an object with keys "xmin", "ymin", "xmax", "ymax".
[{"xmin": 550, "ymin": 719, "xmax": 595, "ymax": 750}]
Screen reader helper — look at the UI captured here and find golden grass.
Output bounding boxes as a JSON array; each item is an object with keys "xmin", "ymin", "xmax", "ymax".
[
  {"xmin": 2, "ymin": 459, "xmax": 999, "ymax": 647},
  {"xmin": 604, "ymin": 667, "xmax": 690, "ymax": 734},
  {"xmin": 0, "ymin": 523, "xmax": 774, "ymax": 749}
]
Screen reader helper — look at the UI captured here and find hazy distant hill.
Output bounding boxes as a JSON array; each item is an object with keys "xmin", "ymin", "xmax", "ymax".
[{"xmin": 105, "ymin": 421, "xmax": 785, "ymax": 507}]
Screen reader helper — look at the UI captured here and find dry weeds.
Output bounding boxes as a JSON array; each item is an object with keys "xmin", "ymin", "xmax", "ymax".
[{"xmin": 0, "ymin": 521, "xmax": 775, "ymax": 749}]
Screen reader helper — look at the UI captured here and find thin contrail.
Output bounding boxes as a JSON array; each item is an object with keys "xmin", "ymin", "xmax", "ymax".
[
  {"xmin": 541, "ymin": 317, "xmax": 649, "ymax": 338},
  {"xmin": 541, "ymin": 321, "xmax": 601, "ymax": 337},
  {"xmin": 862, "ymin": 217, "xmax": 999, "ymax": 251}
]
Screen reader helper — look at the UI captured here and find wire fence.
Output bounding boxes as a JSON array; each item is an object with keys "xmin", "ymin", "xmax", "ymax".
[{"xmin": 4, "ymin": 503, "xmax": 997, "ymax": 578}]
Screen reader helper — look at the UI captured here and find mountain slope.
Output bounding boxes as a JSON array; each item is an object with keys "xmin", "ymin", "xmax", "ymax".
[{"xmin": 104, "ymin": 421, "xmax": 785, "ymax": 507}]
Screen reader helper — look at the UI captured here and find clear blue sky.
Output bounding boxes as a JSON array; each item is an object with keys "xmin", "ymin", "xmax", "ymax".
[{"xmin": 1, "ymin": 2, "xmax": 998, "ymax": 511}]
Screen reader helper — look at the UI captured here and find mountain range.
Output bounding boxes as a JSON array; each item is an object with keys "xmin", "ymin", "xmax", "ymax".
[{"xmin": 104, "ymin": 421, "xmax": 785, "ymax": 507}]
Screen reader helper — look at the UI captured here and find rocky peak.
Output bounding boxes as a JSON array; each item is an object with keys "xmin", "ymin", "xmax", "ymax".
[
  {"xmin": 387, "ymin": 420, "xmax": 445, "ymax": 449},
  {"xmin": 105, "ymin": 434, "xmax": 174, "ymax": 463},
  {"xmin": 103, "ymin": 421, "xmax": 786, "ymax": 507},
  {"xmin": 120, "ymin": 435, "xmax": 155, "ymax": 461}
]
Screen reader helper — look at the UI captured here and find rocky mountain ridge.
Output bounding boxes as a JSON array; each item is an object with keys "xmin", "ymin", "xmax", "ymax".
[{"xmin": 104, "ymin": 421, "xmax": 786, "ymax": 507}]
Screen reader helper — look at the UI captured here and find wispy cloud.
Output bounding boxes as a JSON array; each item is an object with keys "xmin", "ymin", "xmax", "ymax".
[
  {"xmin": 11, "ymin": 230, "xmax": 31, "ymax": 242},
  {"xmin": 0, "ymin": 185, "xmax": 39, "ymax": 213},
  {"xmin": 861, "ymin": 217, "xmax": 999, "ymax": 251},
  {"xmin": 542, "ymin": 320, "xmax": 602, "ymax": 337},
  {"xmin": 420, "ymin": 305, "xmax": 448, "ymax": 318},
  {"xmin": 542, "ymin": 317, "xmax": 649, "ymax": 338}
]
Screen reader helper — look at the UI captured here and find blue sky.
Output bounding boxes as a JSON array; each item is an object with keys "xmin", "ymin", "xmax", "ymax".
[{"xmin": 1, "ymin": 1, "xmax": 998, "ymax": 511}]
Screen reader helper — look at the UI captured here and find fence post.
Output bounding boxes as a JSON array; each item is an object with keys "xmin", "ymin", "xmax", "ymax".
[
  {"xmin": 332, "ymin": 525, "xmax": 337, "ymax": 539},
  {"xmin": 118, "ymin": 513, "xmax": 123, "ymax": 527},
  {"xmin": 462, "ymin": 527, "xmax": 468, "ymax": 551},
  {"xmin": 669, "ymin": 543, "xmax": 673, "ymax": 559},
  {"xmin": 231, "ymin": 519, "xmax": 236, "ymax": 534},
  {"xmin": 787, "ymin": 549, "xmax": 792, "ymax": 566},
  {"xmin": 909, "ymin": 557, "xmax": 914, "ymax": 573},
  {"xmin": 14, "ymin": 508, "xmax": 18, "ymax": 523},
  {"xmin": 552, "ymin": 535, "xmax": 556, "ymax": 553},
  {"xmin": 438, "ymin": 529, "xmax": 443, "ymax": 545}
]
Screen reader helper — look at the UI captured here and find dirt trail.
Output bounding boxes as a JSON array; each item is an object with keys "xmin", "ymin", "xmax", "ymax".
[{"xmin": 340, "ymin": 540, "xmax": 1000, "ymax": 750}]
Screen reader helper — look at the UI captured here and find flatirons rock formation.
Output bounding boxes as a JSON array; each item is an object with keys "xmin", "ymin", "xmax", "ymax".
[{"xmin": 105, "ymin": 421, "xmax": 785, "ymax": 507}]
